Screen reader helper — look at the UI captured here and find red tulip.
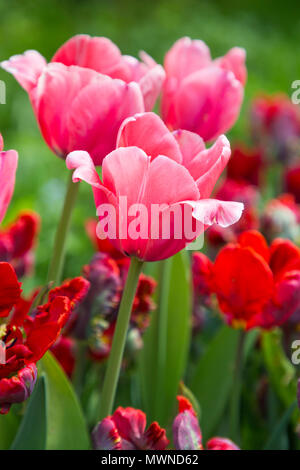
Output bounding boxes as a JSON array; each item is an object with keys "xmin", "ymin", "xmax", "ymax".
[
  {"xmin": 0, "ymin": 262, "xmax": 89, "ymax": 413},
  {"xmin": 92, "ymin": 407, "xmax": 169, "ymax": 450},
  {"xmin": 66, "ymin": 112, "xmax": 243, "ymax": 261},
  {"xmin": 0, "ymin": 134, "xmax": 18, "ymax": 223},
  {"xmin": 161, "ymin": 37, "xmax": 246, "ymax": 141},
  {"xmin": 194, "ymin": 230, "xmax": 300, "ymax": 330}
]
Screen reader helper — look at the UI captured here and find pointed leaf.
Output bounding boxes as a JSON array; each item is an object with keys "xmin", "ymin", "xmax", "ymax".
[
  {"xmin": 11, "ymin": 377, "xmax": 47, "ymax": 450},
  {"xmin": 190, "ymin": 325, "xmax": 240, "ymax": 439},
  {"xmin": 39, "ymin": 351, "xmax": 91, "ymax": 450}
]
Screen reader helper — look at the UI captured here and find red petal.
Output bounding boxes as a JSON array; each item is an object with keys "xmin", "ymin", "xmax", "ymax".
[
  {"xmin": 238, "ymin": 230, "xmax": 270, "ymax": 263},
  {"xmin": 0, "ymin": 262, "xmax": 21, "ymax": 317}
]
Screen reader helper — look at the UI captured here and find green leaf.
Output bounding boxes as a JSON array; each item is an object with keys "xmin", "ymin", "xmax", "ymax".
[
  {"xmin": 262, "ymin": 329, "xmax": 298, "ymax": 426},
  {"xmin": 263, "ymin": 401, "xmax": 297, "ymax": 450},
  {"xmin": 11, "ymin": 352, "xmax": 90, "ymax": 450},
  {"xmin": 0, "ymin": 409, "xmax": 19, "ymax": 450},
  {"xmin": 39, "ymin": 351, "xmax": 91, "ymax": 450},
  {"xmin": 11, "ymin": 377, "xmax": 47, "ymax": 450},
  {"xmin": 190, "ymin": 325, "xmax": 240, "ymax": 439},
  {"xmin": 139, "ymin": 251, "xmax": 192, "ymax": 426}
]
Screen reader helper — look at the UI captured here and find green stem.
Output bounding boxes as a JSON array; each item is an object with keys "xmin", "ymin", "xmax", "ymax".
[
  {"xmin": 98, "ymin": 257, "xmax": 144, "ymax": 420},
  {"xmin": 154, "ymin": 258, "xmax": 171, "ymax": 417},
  {"xmin": 47, "ymin": 171, "xmax": 79, "ymax": 286},
  {"xmin": 229, "ymin": 329, "xmax": 246, "ymax": 444}
]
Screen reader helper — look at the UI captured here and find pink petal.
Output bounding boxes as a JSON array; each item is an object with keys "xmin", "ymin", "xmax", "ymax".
[
  {"xmin": 66, "ymin": 151, "xmax": 102, "ymax": 188},
  {"xmin": 214, "ymin": 47, "xmax": 247, "ymax": 85},
  {"xmin": 117, "ymin": 112, "xmax": 182, "ymax": 163},
  {"xmin": 143, "ymin": 155, "xmax": 199, "ymax": 206},
  {"xmin": 34, "ymin": 63, "xmax": 144, "ymax": 163},
  {"xmin": 66, "ymin": 79, "xmax": 144, "ymax": 165},
  {"xmin": 195, "ymin": 135, "xmax": 231, "ymax": 197},
  {"xmin": 165, "ymin": 66, "xmax": 244, "ymax": 142},
  {"xmin": 173, "ymin": 410, "xmax": 202, "ymax": 450},
  {"xmin": 92, "ymin": 417, "xmax": 121, "ymax": 450},
  {"xmin": 0, "ymin": 150, "xmax": 18, "ymax": 223},
  {"xmin": 51, "ymin": 34, "xmax": 124, "ymax": 77},
  {"xmin": 1, "ymin": 50, "xmax": 47, "ymax": 92},
  {"xmin": 101, "ymin": 150, "xmax": 200, "ymax": 261},
  {"xmin": 138, "ymin": 64, "xmax": 165, "ymax": 111},
  {"xmin": 164, "ymin": 37, "xmax": 211, "ymax": 83},
  {"xmin": 34, "ymin": 63, "xmax": 104, "ymax": 158},
  {"xmin": 174, "ymin": 132, "xmax": 230, "ymax": 195},
  {"xmin": 187, "ymin": 199, "xmax": 244, "ymax": 228},
  {"xmin": 173, "ymin": 129, "xmax": 206, "ymax": 165}
]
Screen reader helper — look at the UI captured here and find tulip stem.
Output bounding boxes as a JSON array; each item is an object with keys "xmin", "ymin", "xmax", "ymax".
[
  {"xmin": 229, "ymin": 329, "xmax": 246, "ymax": 444},
  {"xmin": 98, "ymin": 256, "xmax": 144, "ymax": 420},
  {"xmin": 47, "ymin": 171, "xmax": 79, "ymax": 286}
]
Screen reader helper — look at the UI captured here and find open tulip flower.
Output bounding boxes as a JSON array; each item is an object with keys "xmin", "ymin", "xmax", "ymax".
[
  {"xmin": 0, "ymin": 134, "xmax": 18, "ymax": 224},
  {"xmin": 161, "ymin": 37, "xmax": 246, "ymax": 141},
  {"xmin": 66, "ymin": 112, "xmax": 244, "ymax": 262},
  {"xmin": 1, "ymin": 35, "xmax": 165, "ymax": 165},
  {"xmin": 92, "ymin": 396, "xmax": 239, "ymax": 450},
  {"xmin": 0, "ymin": 262, "xmax": 89, "ymax": 414},
  {"xmin": 193, "ymin": 230, "xmax": 300, "ymax": 330},
  {"xmin": 92, "ymin": 406, "xmax": 169, "ymax": 450}
]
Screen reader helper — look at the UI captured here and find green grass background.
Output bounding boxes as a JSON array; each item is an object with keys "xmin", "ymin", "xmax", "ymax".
[{"xmin": 0, "ymin": 0, "xmax": 299, "ymax": 291}]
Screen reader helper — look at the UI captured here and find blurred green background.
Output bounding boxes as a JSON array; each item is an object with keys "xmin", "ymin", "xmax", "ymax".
[{"xmin": 0, "ymin": 0, "xmax": 299, "ymax": 291}]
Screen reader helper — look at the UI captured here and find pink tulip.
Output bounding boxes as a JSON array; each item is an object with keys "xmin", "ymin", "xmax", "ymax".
[
  {"xmin": 161, "ymin": 37, "xmax": 246, "ymax": 141},
  {"xmin": 1, "ymin": 35, "xmax": 165, "ymax": 165},
  {"xmin": 52, "ymin": 35, "xmax": 165, "ymax": 112},
  {"xmin": 0, "ymin": 134, "xmax": 18, "ymax": 223},
  {"xmin": 1, "ymin": 61, "xmax": 144, "ymax": 165},
  {"xmin": 66, "ymin": 113, "xmax": 243, "ymax": 261}
]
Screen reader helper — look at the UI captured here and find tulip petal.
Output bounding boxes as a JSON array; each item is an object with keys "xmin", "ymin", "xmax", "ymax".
[
  {"xmin": 164, "ymin": 37, "xmax": 211, "ymax": 82},
  {"xmin": 175, "ymin": 134, "xmax": 231, "ymax": 197},
  {"xmin": 187, "ymin": 199, "xmax": 244, "ymax": 228},
  {"xmin": 170, "ymin": 66, "xmax": 244, "ymax": 142},
  {"xmin": 0, "ymin": 364, "xmax": 37, "ymax": 414},
  {"xmin": 213, "ymin": 245, "xmax": 274, "ymax": 326},
  {"xmin": 238, "ymin": 230, "xmax": 270, "ymax": 263},
  {"xmin": 67, "ymin": 79, "xmax": 144, "ymax": 165},
  {"xmin": 51, "ymin": 34, "xmax": 124, "ymax": 77},
  {"xmin": 0, "ymin": 262, "xmax": 22, "ymax": 317},
  {"xmin": 138, "ymin": 64, "xmax": 166, "ymax": 111},
  {"xmin": 35, "ymin": 63, "xmax": 104, "ymax": 158},
  {"xmin": 0, "ymin": 150, "xmax": 18, "ymax": 224},
  {"xmin": 214, "ymin": 47, "xmax": 247, "ymax": 85},
  {"xmin": 117, "ymin": 112, "xmax": 182, "ymax": 163},
  {"xmin": 92, "ymin": 417, "xmax": 122, "ymax": 450},
  {"xmin": 66, "ymin": 151, "xmax": 102, "ymax": 188},
  {"xmin": 173, "ymin": 129, "xmax": 205, "ymax": 165},
  {"xmin": 1, "ymin": 50, "xmax": 47, "ymax": 92}
]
